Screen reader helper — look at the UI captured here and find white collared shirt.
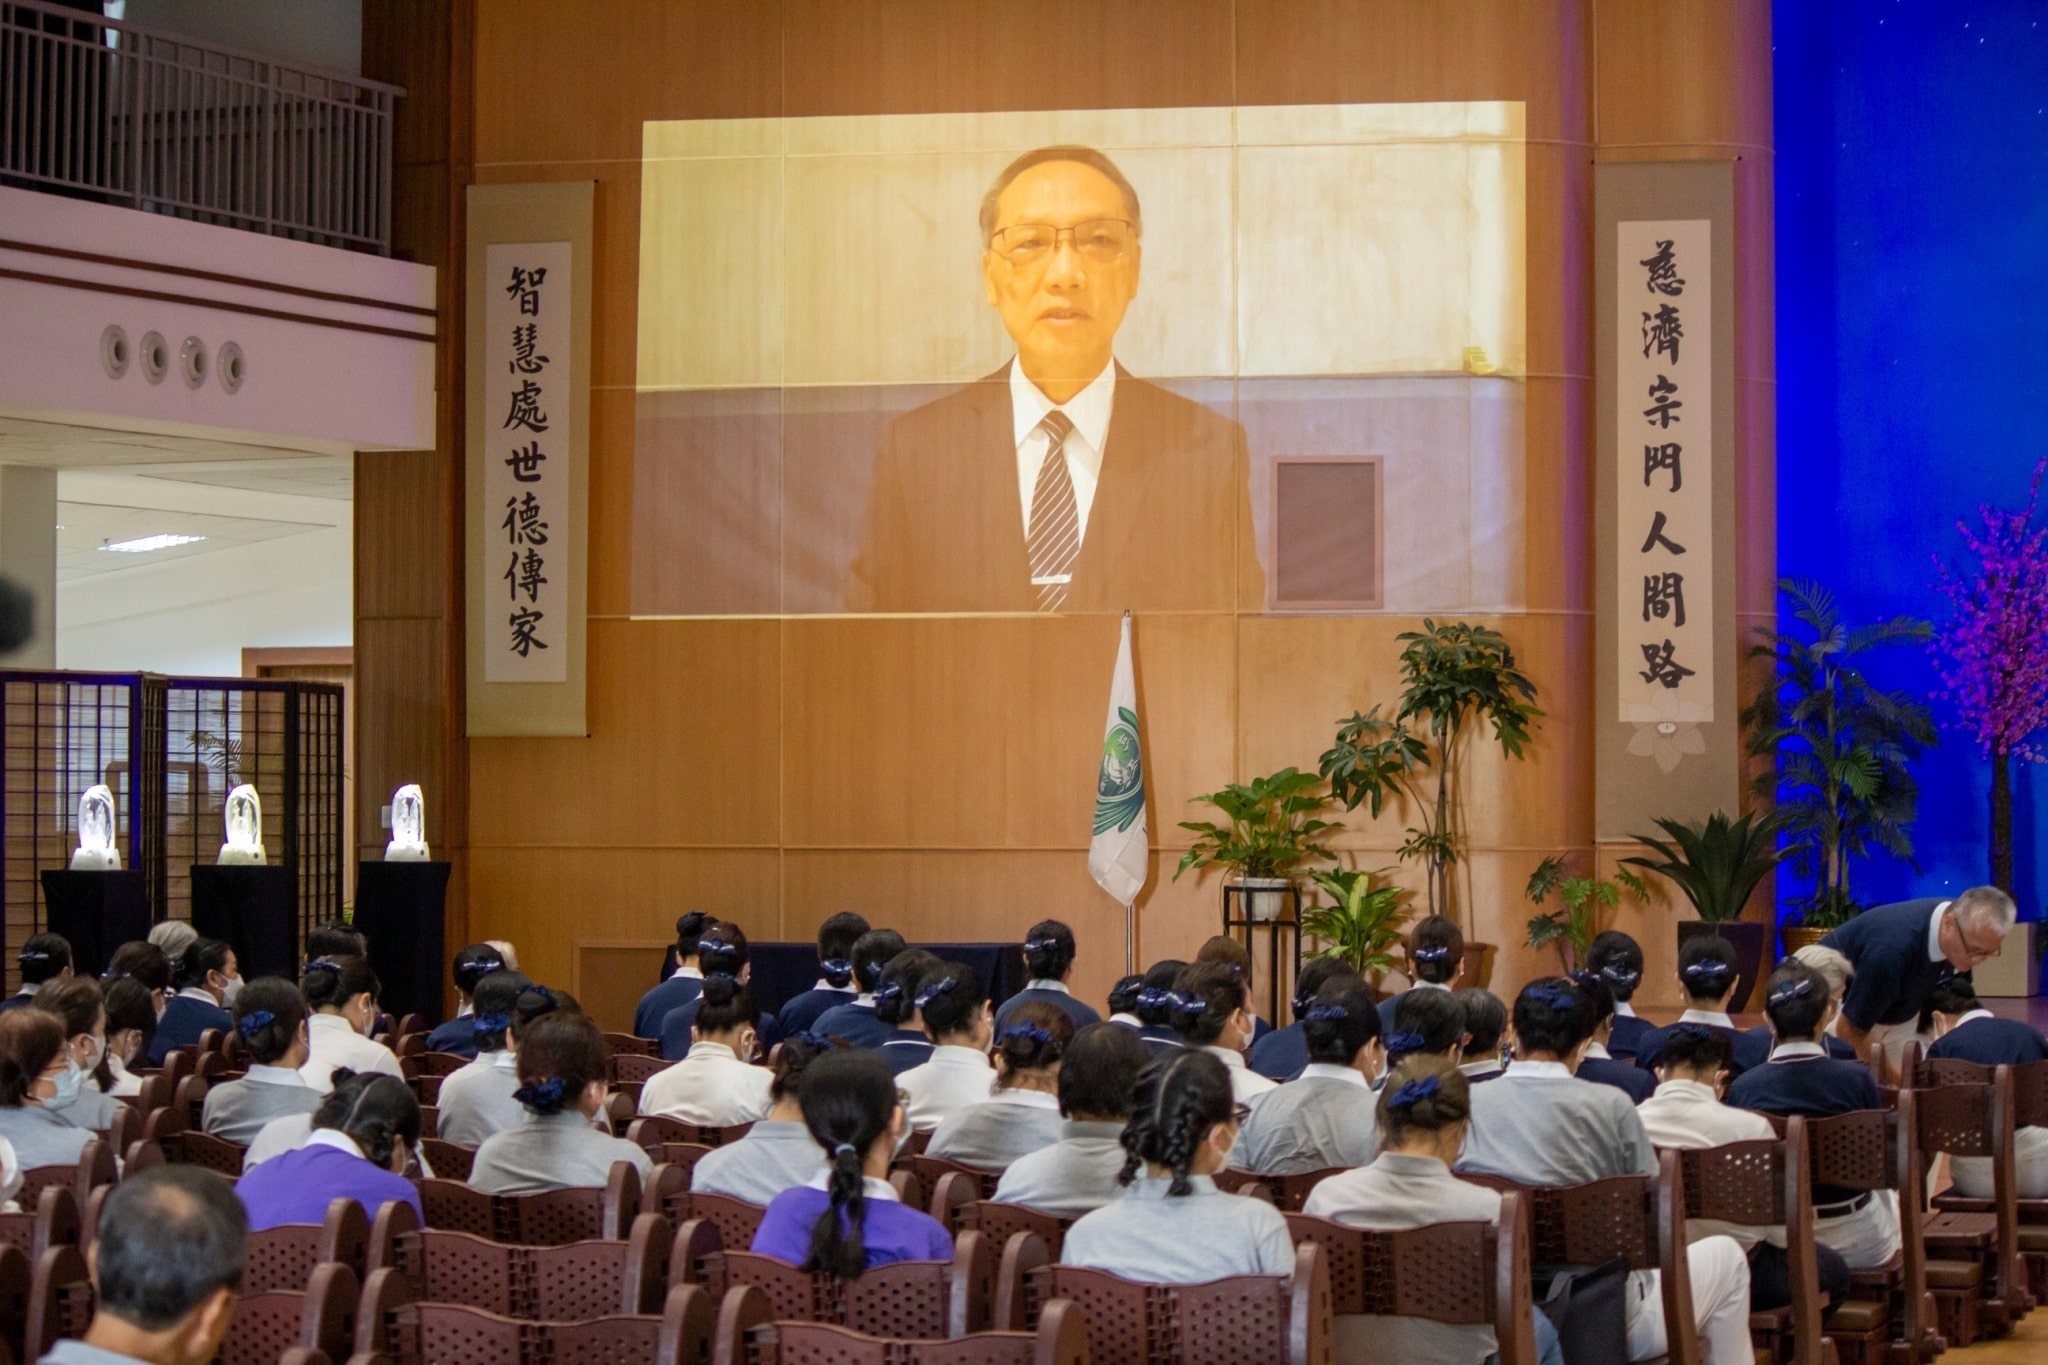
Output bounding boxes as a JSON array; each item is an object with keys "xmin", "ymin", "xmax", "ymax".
[
  {"xmin": 1637, "ymin": 1079, "xmax": 1777, "ymax": 1150},
  {"xmin": 804, "ymin": 1170, "xmax": 900, "ymax": 1203},
  {"xmin": 672, "ymin": 964, "xmax": 705, "ymax": 983},
  {"xmin": 1296, "ymin": 1062, "xmax": 1370, "ymax": 1088},
  {"xmin": 638, "ymin": 1040, "xmax": 773, "ymax": 1127},
  {"xmin": 1011, "ymin": 358, "xmax": 1114, "ymax": 542},
  {"xmin": 1946, "ymin": 1009, "xmax": 1997, "ymax": 1031},
  {"xmin": 808, "ymin": 978, "xmax": 854, "ymax": 996},
  {"xmin": 1584, "ymin": 1042, "xmax": 1614, "ymax": 1060},
  {"xmin": 1460, "ymin": 1059, "xmax": 1504, "ymax": 1082},
  {"xmin": 299, "ymin": 1012, "xmax": 405, "ymax": 1094},
  {"xmin": 1768, "ymin": 1040, "xmax": 1828, "ymax": 1061},
  {"xmin": 1679, "ymin": 1009, "xmax": 1734, "ymax": 1029},
  {"xmin": 1614, "ymin": 1002, "xmax": 1637, "ymax": 1018},
  {"xmin": 1022, "ymin": 979, "xmax": 1071, "ymax": 996},
  {"xmin": 176, "ymin": 986, "xmax": 219, "ymax": 1005},
  {"xmin": 243, "ymin": 1064, "xmax": 308, "ymax": 1089},
  {"xmin": 897, "ymin": 1045, "xmax": 997, "ymax": 1133},
  {"xmin": 1201, "ymin": 1044, "xmax": 1279, "ymax": 1103},
  {"xmin": 1108, "ymin": 1011, "xmax": 1142, "ymax": 1028},
  {"xmin": 1927, "ymin": 899, "xmax": 1954, "ymax": 963},
  {"xmin": 304, "ymin": 1128, "xmax": 366, "ymax": 1160}
]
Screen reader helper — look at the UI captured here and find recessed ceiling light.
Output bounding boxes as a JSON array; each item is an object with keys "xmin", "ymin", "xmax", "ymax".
[{"xmin": 98, "ymin": 534, "xmax": 206, "ymax": 554}]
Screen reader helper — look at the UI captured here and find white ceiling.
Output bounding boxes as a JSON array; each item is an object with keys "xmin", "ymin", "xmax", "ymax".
[{"xmin": 0, "ymin": 412, "xmax": 340, "ymax": 467}]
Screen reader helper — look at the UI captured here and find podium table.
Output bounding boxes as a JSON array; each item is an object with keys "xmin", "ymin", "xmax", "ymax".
[
  {"xmin": 40, "ymin": 870, "xmax": 150, "ymax": 979},
  {"xmin": 352, "ymin": 861, "xmax": 452, "ymax": 1025},
  {"xmin": 190, "ymin": 865, "xmax": 297, "ymax": 980}
]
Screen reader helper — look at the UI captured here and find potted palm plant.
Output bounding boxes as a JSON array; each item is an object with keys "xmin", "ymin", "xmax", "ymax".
[
  {"xmin": 1300, "ymin": 867, "xmax": 1412, "ymax": 987},
  {"xmin": 1622, "ymin": 809, "xmax": 1788, "ymax": 1010},
  {"xmin": 1523, "ymin": 857, "xmax": 1651, "ymax": 975},
  {"xmin": 1174, "ymin": 768, "xmax": 1338, "ymax": 921}
]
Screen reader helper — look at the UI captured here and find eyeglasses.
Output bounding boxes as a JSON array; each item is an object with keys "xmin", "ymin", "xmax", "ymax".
[{"xmin": 986, "ymin": 219, "xmax": 1136, "ymax": 266}]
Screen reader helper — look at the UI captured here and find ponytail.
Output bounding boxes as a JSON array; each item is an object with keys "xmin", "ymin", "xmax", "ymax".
[
  {"xmin": 1117, "ymin": 1049, "xmax": 1233, "ymax": 1197},
  {"xmin": 797, "ymin": 1050, "xmax": 896, "ymax": 1281}
]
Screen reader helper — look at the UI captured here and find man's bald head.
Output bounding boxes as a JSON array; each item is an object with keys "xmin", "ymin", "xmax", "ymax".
[{"xmin": 93, "ymin": 1165, "xmax": 246, "ymax": 1331}]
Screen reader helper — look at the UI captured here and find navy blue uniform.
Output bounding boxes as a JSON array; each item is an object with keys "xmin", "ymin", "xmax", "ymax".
[
  {"xmin": 1633, "ymin": 1021, "xmax": 1765, "ymax": 1078},
  {"xmin": 993, "ymin": 987, "xmax": 1101, "ymax": 1035},
  {"xmin": 633, "ymin": 974, "xmax": 704, "ymax": 1040},
  {"xmin": 659, "ymin": 1000, "xmax": 781, "ymax": 1063},
  {"xmin": 1607, "ymin": 1012, "xmax": 1656, "ymax": 1061},
  {"xmin": 150, "ymin": 993, "xmax": 233, "ymax": 1066},
  {"xmin": 1929, "ymin": 1015, "xmax": 2048, "ymax": 1068},
  {"xmin": 1579, "ymin": 1054, "xmax": 1654, "ymax": 1102},
  {"xmin": 1137, "ymin": 1025, "xmax": 1184, "ymax": 1057},
  {"xmin": 0, "ymin": 990, "xmax": 39, "ymax": 1015},
  {"xmin": 812, "ymin": 999, "xmax": 891, "ymax": 1050},
  {"xmin": 1743, "ymin": 1024, "xmax": 1853, "ymax": 1063},
  {"xmin": 776, "ymin": 986, "xmax": 856, "ymax": 1039},
  {"xmin": 879, "ymin": 1030, "xmax": 935, "ymax": 1076},
  {"xmin": 1822, "ymin": 898, "xmax": 1953, "ymax": 1030},
  {"xmin": 424, "ymin": 1015, "xmax": 479, "ymax": 1059},
  {"xmin": 1729, "ymin": 1051, "xmax": 1884, "ymax": 1206},
  {"xmin": 1248, "ymin": 1022, "xmax": 1308, "ymax": 1081}
]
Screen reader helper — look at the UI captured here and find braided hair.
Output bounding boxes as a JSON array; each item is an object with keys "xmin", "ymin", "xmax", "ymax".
[
  {"xmin": 1117, "ymin": 1049, "xmax": 1235, "ymax": 1196},
  {"xmin": 992, "ymin": 1000, "xmax": 1072, "ymax": 1090},
  {"xmin": 314, "ymin": 1068, "xmax": 422, "ymax": 1170},
  {"xmin": 1021, "ymin": 919, "xmax": 1078, "ymax": 983},
  {"xmin": 797, "ymin": 1049, "xmax": 898, "ymax": 1281}
]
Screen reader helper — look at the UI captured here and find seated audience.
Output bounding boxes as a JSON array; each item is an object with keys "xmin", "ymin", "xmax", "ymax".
[
  {"xmin": 1454, "ymin": 988, "xmax": 1507, "ymax": 1083},
  {"xmin": 1631, "ymin": 936, "xmax": 1761, "ymax": 1077},
  {"xmin": 1926, "ymin": 976, "xmax": 2048, "ymax": 1198},
  {"xmin": 871, "ymin": 949, "xmax": 943, "ymax": 1075},
  {"xmin": 1131, "ymin": 959, "xmax": 1188, "ymax": 1056},
  {"xmin": 1386, "ymin": 987, "xmax": 1466, "ymax": 1071},
  {"xmin": 1587, "ymin": 930, "xmax": 1654, "ymax": 1061},
  {"xmin": 470, "ymin": 1011, "xmax": 652, "ymax": 1194},
  {"xmin": 34, "ymin": 976, "xmax": 121, "ymax": 1131},
  {"xmin": 1105, "ymin": 974, "xmax": 1145, "ymax": 1029},
  {"xmin": 1729, "ymin": 959, "xmax": 1898, "ymax": 1269},
  {"xmin": 1247, "ymin": 957, "xmax": 1361, "ymax": 1081},
  {"xmin": 149, "ymin": 938, "xmax": 237, "ymax": 1067},
  {"xmin": 692, "ymin": 1033, "xmax": 837, "ymax": 1205},
  {"xmin": 1237, "ymin": 978, "xmax": 1382, "ymax": 1174},
  {"xmin": 146, "ymin": 919, "xmax": 199, "ymax": 964},
  {"xmin": 1570, "ymin": 971, "xmax": 1654, "ymax": 1102},
  {"xmin": 100, "ymin": 976, "xmax": 157, "ymax": 1098},
  {"xmin": 1170, "ymin": 961, "xmax": 1277, "ymax": 1108},
  {"xmin": 1743, "ymin": 944, "xmax": 1857, "ymax": 1062},
  {"xmin": 997, "ymin": 1022, "xmax": 1149, "ymax": 1215},
  {"xmin": 1636, "ymin": 1023, "xmax": 1851, "ymax": 1313},
  {"xmin": 658, "ymin": 922, "xmax": 779, "ymax": 1061},
  {"xmin": 896, "ymin": 963, "xmax": 994, "ymax": 1132},
  {"xmin": 1460, "ymin": 977, "xmax": 1755, "ymax": 1364},
  {"xmin": 812, "ymin": 928, "xmax": 908, "ymax": 1050},
  {"xmin": 434, "ymin": 970, "xmax": 539, "ymax": 1148},
  {"xmin": 234, "ymin": 1069, "xmax": 424, "ymax": 1231},
  {"xmin": 299, "ymin": 957, "xmax": 403, "ymax": 1093},
  {"xmin": 306, "ymin": 919, "xmax": 368, "ymax": 960},
  {"xmin": 633, "ymin": 911, "xmax": 711, "ymax": 1039},
  {"xmin": 201, "ymin": 979, "xmax": 319, "ymax": 1145},
  {"xmin": 0, "ymin": 1008, "xmax": 97, "ymax": 1169},
  {"xmin": 4, "ymin": 934, "xmax": 71, "ymax": 1013},
  {"xmin": 1061, "ymin": 1050, "xmax": 1294, "ymax": 1280},
  {"xmin": 1377, "ymin": 915, "xmax": 1464, "ymax": 1033},
  {"xmin": 642, "ymin": 975, "xmax": 772, "ymax": 1125},
  {"xmin": 775, "ymin": 912, "xmax": 870, "ymax": 1037},
  {"xmin": 1304, "ymin": 1059, "xmax": 1565, "ymax": 1365},
  {"xmin": 106, "ymin": 941, "xmax": 172, "ymax": 1021},
  {"xmin": 1195, "ymin": 937, "xmax": 1270, "ymax": 1042},
  {"xmin": 994, "ymin": 919, "xmax": 1102, "ymax": 1033},
  {"xmin": 929, "ymin": 1001, "xmax": 1073, "ymax": 1166},
  {"xmin": 44, "ymin": 1166, "xmax": 245, "ymax": 1365},
  {"xmin": 752, "ymin": 1049, "xmax": 952, "ymax": 1274},
  {"xmin": 424, "ymin": 942, "xmax": 507, "ymax": 1058}
]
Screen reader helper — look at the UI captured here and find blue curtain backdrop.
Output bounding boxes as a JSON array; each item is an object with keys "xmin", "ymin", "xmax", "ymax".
[{"xmin": 1774, "ymin": 2, "xmax": 2047, "ymax": 919}]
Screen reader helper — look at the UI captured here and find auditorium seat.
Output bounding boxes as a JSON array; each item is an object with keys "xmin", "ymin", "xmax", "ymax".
[
  {"xmin": 352, "ymin": 1280, "xmax": 711, "ymax": 1365},
  {"xmin": 363, "ymin": 1205, "xmax": 672, "ymax": 1320},
  {"xmin": 417, "ymin": 1161, "xmax": 640, "ymax": 1244},
  {"xmin": 686, "ymin": 1231, "xmax": 995, "ymax": 1339},
  {"xmin": 246, "ymin": 1198, "xmax": 374, "ymax": 1295},
  {"xmin": 715, "ymin": 1284, "xmax": 1089, "ymax": 1365},
  {"xmin": 1022, "ymin": 1241, "xmax": 1331, "ymax": 1365},
  {"xmin": 1669, "ymin": 1132, "xmax": 1826, "ymax": 1365},
  {"xmin": 0, "ymin": 1184, "xmax": 79, "ymax": 1264}
]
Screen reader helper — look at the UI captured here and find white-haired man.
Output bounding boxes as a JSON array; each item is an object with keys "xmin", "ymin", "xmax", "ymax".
[{"xmin": 1819, "ymin": 887, "xmax": 2017, "ymax": 1068}]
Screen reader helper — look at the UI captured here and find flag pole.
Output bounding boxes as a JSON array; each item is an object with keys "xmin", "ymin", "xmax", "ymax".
[{"xmin": 1124, "ymin": 902, "xmax": 1135, "ymax": 976}]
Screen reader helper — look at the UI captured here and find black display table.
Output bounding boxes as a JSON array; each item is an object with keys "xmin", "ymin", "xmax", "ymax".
[
  {"xmin": 39, "ymin": 869, "xmax": 150, "ymax": 979},
  {"xmin": 189, "ymin": 864, "xmax": 297, "ymax": 980},
  {"xmin": 661, "ymin": 941, "xmax": 1029, "ymax": 1017},
  {"xmin": 351, "ymin": 861, "xmax": 452, "ymax": 1024}
]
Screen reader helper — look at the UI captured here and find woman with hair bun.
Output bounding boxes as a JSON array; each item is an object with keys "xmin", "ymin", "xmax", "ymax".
[
  {"xmin": 298, "ymin": 956, "xmax": 403, "ymax": 1094},
  {"xmin": 928, "ymin": 1000, "xmax": 1073, "ymax": 1167},
  {"xmin": 1059, "ymin": 1050, "xmax": 1294, "ymax": 1282},
  {"xmin": 234, "ymin": 1069, "xmax": 425, "ymax": 1230},
  {"xmin": 811, "ymin": 929, "xmax": 911, "ymax": 1050},
  {"xmin": 200, "ymin": 978, "xmax": 319, "ymax": 1144},
  {"xmin": 751, "ymin": 1049, "xmax": 951, "ymax": 1276},
  {"xmin": 692, "ymin": 1033, "xmax": 840, "ymax": 1205},
  {"xmin": 31, "ymin": 977, "xmax": 121, "ymax": 1132},
  {"xmin": 1132, "ymin": 959, "xmax": 1187, "ymax": 1056},
  {"xmin": 469, "ymin": 1011, "xmax": 651, "ymax": 1195},
  {"xmin": 1169, "ymin": 961, "xmax": 1277, "ymax": 1108},
  {"xmin": 775, "ymin": 912, "xmax": 870, "ymax": 1038},
  {"xmin": 872, "ymin": 950, "xmax": 942, "ymax": 1076},
  {"xmin": 149, "ymin": 937, "xmax": 237, "ymax": 1066},
  {"xmin": 634, "ymin": 911, "xmax": 713, "ymax": 1039},
  {"xmin": 100, "ymin": 976, "xmax": 157, "ymax": 1098},
  {"xmin": 1105, "ymin": 974, "xmax": 1145, "ymax": 1029},
  {"xmin": 1304, "ymin": 1058, "xmax": 1565, "ymax": 1365},
  {"xmin": 639, "ymin": 975, "xmax": 772, "ymax": 1126},
  {"xmin": 993, "ymin": 919, "xmax": 1101, "ymax": 1034},
  {"xmin": 894, "ymin": 963, "xmax": 994, "ymax": 1133},
  {"xmin": 433, "ymin": 970, "xmax": 537, "ymax": 1148},
  {"xmin": 1236, "ymin": 979, "xmax": 1383, "ymax": 1174}
]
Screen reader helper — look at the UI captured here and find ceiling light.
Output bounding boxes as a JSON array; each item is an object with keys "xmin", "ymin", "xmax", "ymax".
[{"xmin": 98, "ymin": 534, "xmax": 206, "ymax": 554}]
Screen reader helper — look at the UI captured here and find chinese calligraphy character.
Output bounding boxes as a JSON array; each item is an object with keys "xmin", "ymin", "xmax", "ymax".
[
  {"xmin": 1642, "ymin": 572, "xmax": 1687, "ymax": 628},
  {"xmin": 504, "ymin": 443, "xmax": 548, "ymax": 483},
  {"xmin": 1644, "ymin": 442, "xmax": 1682, "ymax": 493},
  {"xmin": 502, "ymin": 492, "xmax": 550, "ymax": 546},
  {"xmin": 505, "ymin": 266, "xmax": 547, "ymax": 317},
  {"xmin": 1640, "ymin": 240, "xmax": 1685, "ymax": 296},
  {"xmin": 1643, "ymin": 374, "xmax": 1682, "ymax": 428},
  {"xmin": 1641, "ymin": 303, "xmax": 1683, "ymax": 364},
  {"xmin": 1639, "ymin": 639, "xmax": 1697, "ymax": 689},
  {"xmin": 1641, "ymin": 510, "xmax": 1688, "ymax": 556},
  {"xmin": 502, "ymin": 380, "xmax": 549, "ymax": 433},
  {"xmin": 505, "ymin": 547, "xmax": 548, "ymax": 604},
  {"xmin": 508, "ymin": 323, "xmax": 549, "ymax": 376},
  {"xmin": 508, "ymin": 608, "xmax": 548, "ymax": 657}
]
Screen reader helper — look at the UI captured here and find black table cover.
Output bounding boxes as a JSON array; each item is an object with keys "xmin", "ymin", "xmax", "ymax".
[
  {"xmin": 40, "ymin": 869, "xmax": 150, "ymax": 980},
  {"xmin": 352, "ymin": 861, "xmax": 453, "ymax": 1024},
  {"xmin": 189, "ymin": 864, "xmax": 297, "ymax": 981}
]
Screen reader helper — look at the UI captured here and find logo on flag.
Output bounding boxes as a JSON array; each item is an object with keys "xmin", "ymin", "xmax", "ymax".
[
  {"xmin": 1094, "ymin": 708, "xmax": 1144, "ymax": 836},
  {"xmin": 1089, "ymin": 613, "xmax": 1150, "ymax": 909}
]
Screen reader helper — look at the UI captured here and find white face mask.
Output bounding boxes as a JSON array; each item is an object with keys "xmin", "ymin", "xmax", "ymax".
[
  {"xmin": 220, "ymin": 975, "xmax": 245, "ymax": 1009},
  {"xmin": 78, "ymin": 1035, "xmax": 104, "ymax": 1074}
]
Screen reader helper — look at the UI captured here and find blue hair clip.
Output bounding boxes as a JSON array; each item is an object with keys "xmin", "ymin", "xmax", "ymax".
[
  {"xmin": 1682, "ymin": 959, "xmax": 1734, "ymax": 982},
  {"xmin": 522, "ymin": 984, "xmax": 559, "ymax": 1008},
  {"xmin": 303, "ymin": 958, "xmax": 343, "ymax": 976},
  {"xmin": 913, "ymin": 977, "xmax": 957, "ymax": 1010},
  {"xmin": 1525, "ymin": 984, "xmax": 1579, "ymax": 1011},
  {"xmin": 1171, "ymin": 990, "xmax": 1207, "ymax": 1015},
  {"xmin": 820, "ymin": 958, "xmax": 851, "ymax": 977},
  {"xmin": 1767, "ymin": 978, "xmax": 1815, "ymax": 1007},
  {"xmin": 1413, "ymin": 945, "xmax": 1452, "ymax": 963},
  {"xmin": 1000, "ymin": 1022, "xmax": 1054, "ymax": 1046},
  {"xmin": 1384, "ymin": 1030, "xmax": 1428, "ymax": 1055},
  {"xmin": 1302, "ymin": 1004, "xmax": 1350, "ymax": 1024},
  {"xmin": 1670, "ymin": 1022, "xmax": 1718, "ymax": 1042},
  {"xmin": 513, "ymin": 1077, "xmax": 567, "ymax": 1109},
  {"xmin": 1023, "ymin": 938, "xmax": 1060, "ymax": 955},
  {"xmin": 18, "ymin": 949, "xmax": 48, "ymax": 962},
  {"xmin": 1387, "ymin": 1074, "xmax": 1442, "ymax": 1108},
  {"xmin": 235, "ymin": 1010, "xmax": 275, "ymax": 1038},
  {"xmin": 1600, "ymin": 965, "xmax": 1642, "ymax": 989},
  {"xmin": 873, "ymin": 981, "xmax": 905, "ymax": 1006},
  {"xmin": 472, "ymin": 1011, "xmax": 512, "ymax": 1037}
]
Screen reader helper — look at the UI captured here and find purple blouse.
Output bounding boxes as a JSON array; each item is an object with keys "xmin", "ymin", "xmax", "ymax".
[{"xmin": 752, "ymin": 1180, "xmax": 953, "ymax": 1270}]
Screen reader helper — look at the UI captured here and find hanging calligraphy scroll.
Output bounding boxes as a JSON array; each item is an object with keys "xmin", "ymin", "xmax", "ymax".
[
  {"xmin": 1593, "ymin": 162, "xmax": 1739, "ymax": 839},
  {"xmin": 466, "ymin": 182, "xmax": 592, "ymax": 735}
]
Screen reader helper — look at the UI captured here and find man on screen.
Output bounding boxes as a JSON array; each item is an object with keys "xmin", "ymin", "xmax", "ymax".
[{"xmin": 847, "ymin": 145, "xmax": 1260, "ymax": 613}]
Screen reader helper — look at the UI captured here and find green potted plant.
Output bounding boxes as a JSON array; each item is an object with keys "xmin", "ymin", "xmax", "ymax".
[
  {"xmin": 1318, "ymin": 620, "xmax": 1542, "ymax": 981},
  {"xmin": 1741, "ymin": 580, "xmax": 1935, "ymax": 950},
  {"xmin": 1300, "ymin": 867, "xmax": 1413, "ymax": 986},
  {"xmin": 1622, "ymin": 809, "xmax": 1787, "ymax": 1008},
  {"xmin": 1523, "ymin": 856, "xmax": 1651, "ymax": 975},
  {"xmin": 1174, "ymin": 767, "xmax": 1339, "ymax": 921}
]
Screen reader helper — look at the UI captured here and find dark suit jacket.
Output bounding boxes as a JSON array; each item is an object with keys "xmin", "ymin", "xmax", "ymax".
[{"xmin": 847, "ymin": 365, "xmax": 1261, "ymax": 612}]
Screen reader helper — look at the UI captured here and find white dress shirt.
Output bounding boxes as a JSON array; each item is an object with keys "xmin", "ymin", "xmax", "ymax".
[
  {"xmin": 299, "ymin": 1013, "xmax": 405, "ymax": 1094},
  {"xmin": 1636, "ymin": 1078, "xmax": 1780, "ymax": 1249},
  {"xmin": 1678, "ymin": 1008, "xmax": 1735, "ymax": 1029},
  {"xmin": 638, "ymin": 1041, "xmax": 773, "ymax": 1127},
  {"xmin": 897, "ymin": 1045, "xmax": 997, "ymax": 1133},
  {"xmin": 1202, "ymin": 1044, "xmax": 1279, "ymax": 1106},
  {"xmin": 1021, "ymin": 979, "xmax": 1071, "ymax": 995},
  {"xmin": 1927, "ymin": 900, "xmax": 1953, "ymax": 961},
  {"xmin": 1011, "ymin": 359, "xmax": 1114, "ymax": 543}
]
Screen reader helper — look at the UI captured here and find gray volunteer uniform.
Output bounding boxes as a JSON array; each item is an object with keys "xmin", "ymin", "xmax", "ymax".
[
  {"xmin": 689, "ymin": 1120, "xmax": 826, "ymax": 1206},
  {"xmin": 469, "ymin": 1109, "xmax": 653, "ymax": 1195}
]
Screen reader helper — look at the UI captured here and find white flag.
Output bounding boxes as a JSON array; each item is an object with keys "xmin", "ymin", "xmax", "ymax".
[{"xmin": 1089, "ymin": 612, "xmax": 1149, "ymax": 906}]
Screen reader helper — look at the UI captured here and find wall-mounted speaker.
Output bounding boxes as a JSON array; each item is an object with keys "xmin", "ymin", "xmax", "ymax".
[{"xmin": 1268, "ymin": 456, "xmax": 1383, "ymax": 611}]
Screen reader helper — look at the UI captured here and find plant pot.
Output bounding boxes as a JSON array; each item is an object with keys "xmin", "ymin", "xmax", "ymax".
[
  {"xmin": 1675, "ymin": 920, "xmax": 1765, "ymax": 1013},
  {"xmin": 1236, "ymin": 877, "xmax": 1293, "ymax": 923},
  {"xmin": 1780, "ymin": 924, "xmax": 1829, "ymax": 957}
]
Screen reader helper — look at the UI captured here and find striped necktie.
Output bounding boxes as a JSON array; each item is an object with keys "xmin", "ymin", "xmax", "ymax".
[{"xmin": 1026, "ymin": 409, "xmax": 1079, "ymax": 612}]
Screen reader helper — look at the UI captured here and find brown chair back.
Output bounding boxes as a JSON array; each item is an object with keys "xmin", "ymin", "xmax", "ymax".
[
  {"xmin": 24, "ymin": 1243, "xmax": 92, "ymax": 1361},
  {"xmin": 0, "ymin": 1185, "xmax": 78, "ymax": 1266},
  {"xmin": 245, "ymin": 1197, "xmax": 373, "ymax": 1294},
  {"xmin": 175, "ymin": 1130, "xmax": 248, "ymax": 1178},
  {"xmin": 1806, "ymin": 1102, "xmax": 1934, "ymax": 1356},
  {"xmin": 421, "ymin": 1138, "xmax": 474, "ymax": 1182},
  {"xmin": 907, "ymin": 1155, "xmax": 1000, "ymax": 1201},
  {"xmin": 1028, "ymin": 1241, "xmax": 1331, "ymax": 1365},
  {"xmin": 604, "ymin": 1032, "xmax": 660, "ymax": 1058},
  {"xmin": 217, "ymin": 1261, "xmax": 357, "ymax": 1365},
  {"xmin": 964, "ymin": 1200, "xmax": 1072, "ymax": 1260},
  {"xmin": 610, "ymin": 1052, "xmax": 668, "ymax": 1086},
  {"xmin": 1677, "ymin": 1133, "xmax": 1824, "ymax": 1365},
  {"xmin": 717, "ymin": 1286, "xmax": 1090, "ymax": 1365}
]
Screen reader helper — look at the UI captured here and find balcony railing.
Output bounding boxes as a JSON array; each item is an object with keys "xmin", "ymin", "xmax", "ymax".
[{"xmin": 1, "ymin": 0, "xmax": 402, "ymax": 254}]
